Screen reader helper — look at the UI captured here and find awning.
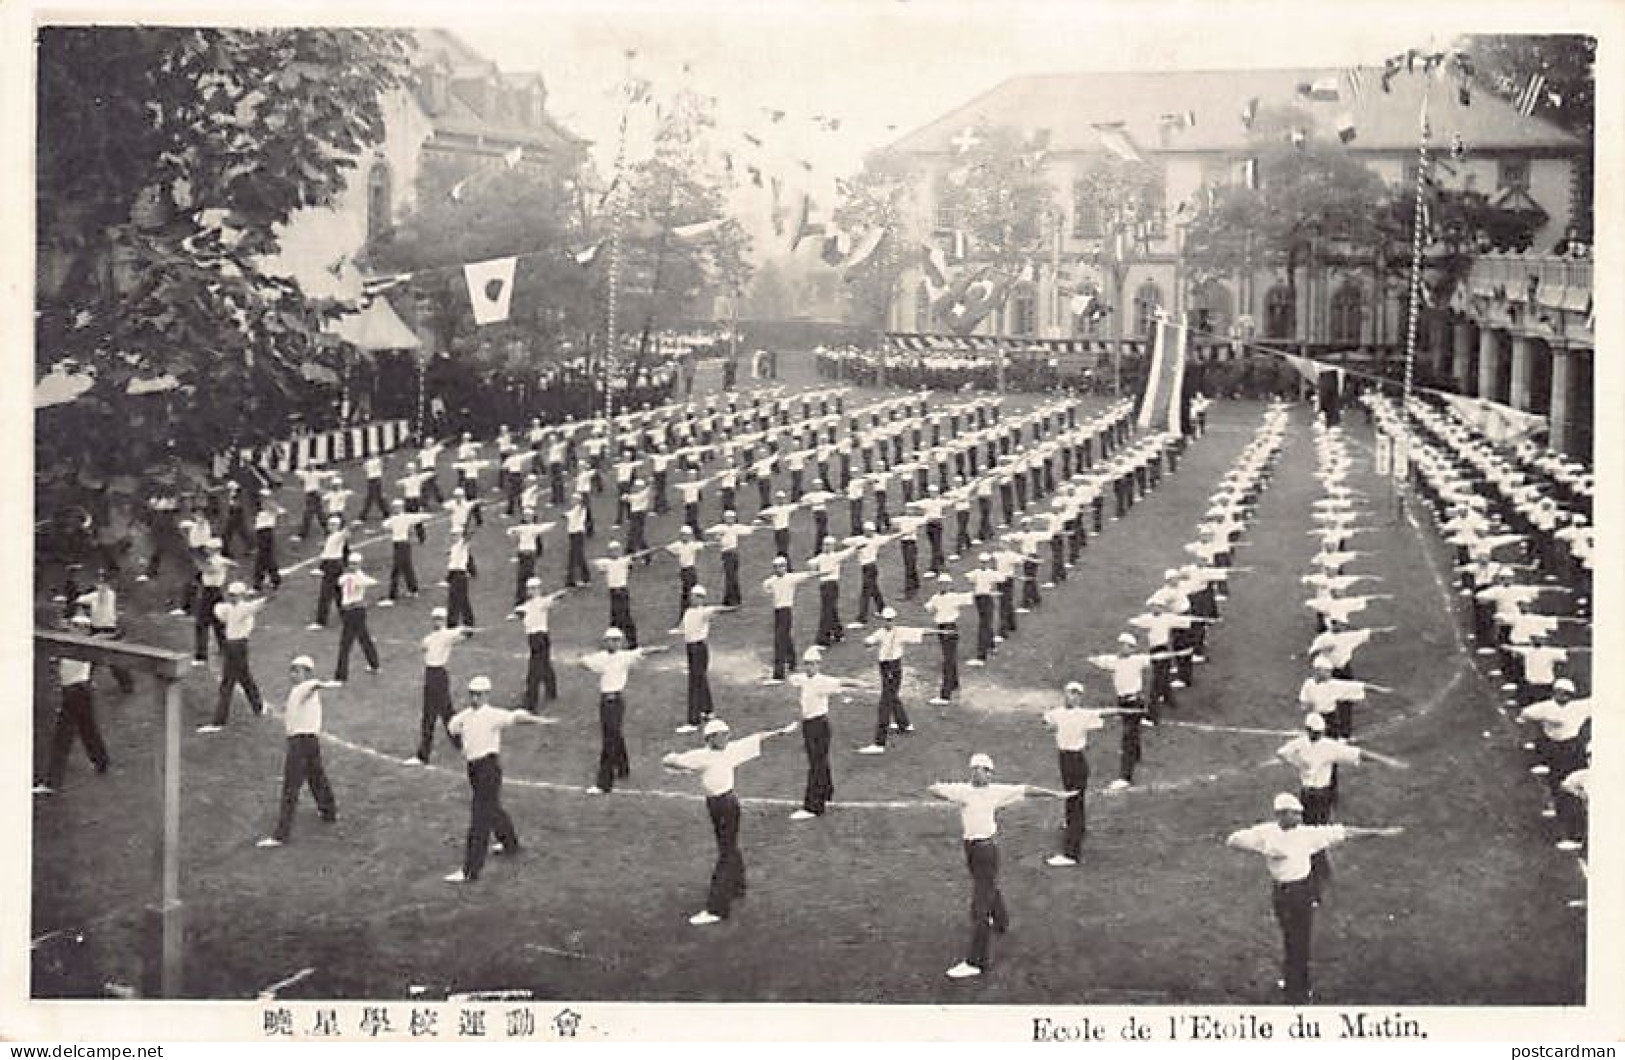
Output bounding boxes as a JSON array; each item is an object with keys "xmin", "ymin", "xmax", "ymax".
[
  {"xmin": 35, "ymin": 367, "xmax": 180, "ymax": 409},
  {"xmin": 325, "ymin": 297, "xmax": 421, "ymax": 352}
]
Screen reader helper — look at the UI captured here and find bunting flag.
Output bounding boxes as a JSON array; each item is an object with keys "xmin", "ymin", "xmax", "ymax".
[
  {"xmin": 571, "ymin": 242, "xmax": 603, "ymax": 267},
  {"xmin": 1336, "ymin": 113, "xmax": 1357, "ymax": 144},
  {"xmin": 1289, "ymin": 128, "xmax": 1307, "ymax": 149},
  {"xmin": 1515, "ymin": 72, "xmax": 1547, "ymax": 116},
  {"xmin": 1240, "ymin": 97, "xmax": 1259, "ymax": 130},
  {"xmin": 921, "ymin": 243, "xmax": 951, "ymax": 288},
  {"xmin": 1441, "ymin": 393, "xmax": 1548, "ymax": 444},
  {"xmin": 672, "ymin": 218, "xmax": 728, "ymax": 242},
  {"xmin": 1344, "ymin": 67, "xmax": 1366, "ymax": 101},
  {"xmin": 1158, "ymin": 110, "xmax": 1197, "ymax": 130},
  {"xmin": 1091, "ymin": 123, "xmax": 1144, "ymax": 163},
  {"xmin": 788, "ymin": 194, "xmax": 820, "ymax": 252},
  {"xmin": 1136, "ymin": 317, "xmax": 1188, "ymax": 434},
  {"xmin": 502, "ymin": 146, "xmax": 523, "ymax": 169},
  {"xmin": 463, "ymin": 256, "xmax": 517, "ymax": 327},
  {"xmin": 841, "ymin": 226, "xmax": 888, "ymax": 278},
  {"xmin": 820, "ymin": 226, "xmax": 852, "ymax": 267},
  {"xmin": 362, "ymin": 272, "xmax": 414, "ymax": 300}
]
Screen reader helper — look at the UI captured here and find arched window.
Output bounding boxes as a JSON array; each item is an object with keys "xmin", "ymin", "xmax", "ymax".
[
  {"xmin": 915, "ymin": 283, "xmax": 934, "ymax": 332},
  {"xmin": 1010, "ymin": 286, "xmax": 1038, "ymax": 337},
  {"xmin": 367, "ymin": 161, "xmax": 393, "ymax": 243},
  {"xmin": 1133, "ymin": 280, "xmax": 1164, "ymax": 338},
  {"xmin": 1329, "ymin": 281, "xmax": 1363, "ymax": 344},
  {"xmin": 1264, "ymin": 283, "xmax": 1295, "ymax": 340}
]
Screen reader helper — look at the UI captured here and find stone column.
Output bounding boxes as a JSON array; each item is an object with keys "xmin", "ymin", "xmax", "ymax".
[
  {"xmin": 1478, "ymin": 327, "xmax": 1506, "ymax": 403},
  {"xmin": 1451, "ymin": 319, "xmax": 1476, "ymax": 394},
  {"xmin": 1548, "ymin": 347, "xmax": 1575, "ymax": 454},
  {"xmin": 1509, "ymin": 334, "xmax": 1537, "ymax": 412}
]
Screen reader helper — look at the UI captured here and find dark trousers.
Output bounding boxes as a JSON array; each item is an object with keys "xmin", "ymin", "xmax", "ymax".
[
  {"xmin": 273, "ymin": 734, "xmax": 336, "ymax": 842},
  {"xmin": 567, "ymin": 532, "xmax": 591, "ymax": 586},
  {"xmin": 1300, "ymin": 783, "xmax": 1336, "ymax": 895},
  {"xmin": 774, "ymin": 527, "xmax": 791, "ymax": 565},
  {"xmin": 335, "ymin": 607, "xmax": 379, "ymax": 680},
  {"xmin": 857, "ymin": 564, "xmax": 884, "ymax": 622},
  {"xmin": 705, "ymin": 792, "xmax": 747, "ymax": 917},
  {"xmin": 686, "ymin": 641, "xmax": 714, "ymax": 725},
  {"xmin": 975, "ymin": 595, "xmax": 995, "ymax": 659},
  {"xmin": 1149, "ymin": 656, "xmax": 1178, "ymax": 717},
  {"xmin": 955, "ymin": 511, "xmax": 972, "ymax": 554},
  {"xmin": 214, "ymin": 640, "xmax": 263, "ymax": 724},
  {"xmin": 463, "ymin": 754, "xmax": 518, "ymax": 880},
  {"xmin": 1118, "ymin": 694, "xmax": 1144, "ymax": 781},
  {"xmin": 901, "ymin": 540, "xmax": 920, "ymax": 597},
  {"xmin": 417, "ymin": 666, "xmax": 459, "ymax": 761},
  {"xmin": 801, "ymin": 715, "xmax": 833, "ymax": 814},
  {"xmin": 873, "ymin": 659, "xmax": 908, "ymax": 745},
  {"xmin": 1022, "ymin": 560, "xmax": 1041, "ymax": 608},
  {"xmin": 816, "ymin": 581, "xmax": 843, "ymax": 645},
  {"xmin": 1059, "ymin": 750, "xmax": 1089, "ymax": 858},
  {"xmin": 609, "ymin": 587, "xmax": 638, "ymax": 647},
  {"xmin": 405, "ymin": 497, "xmax": 427, "ymax": 542},
  {"xmin": 937, "ymin": 622, "xmax": 960, "ymax": 698},
  {"xmin": 1272, "ymin": 878, "xmax": 1317, "ymax": 1003},
  {"xmin": 999, "ymin": 581, "xmax": 1017, "ymax": 635},
  {"xmin": 514, "ymin": 551, "xmax": 537, "ymax": 606},
  {"xmin": 447, "ymin": 570, "xmax": 475, "ymax": 628},
  {"xmin": 45, "ymin": 685, "xmax": 109, "ymax": 787},
  {"xmin": 595, "ymin": 693, "xmax": 630, "ymax": 791},
  {"xmin": 389, "ymin": 542, "xmax": 419, "ymax": 599},
  {"xmin": 524, "ymin": 632, "xmax": 557, "ymax": 710},
  {"xmin": 194, "ymin": 584, "xmax": 225, "ymax": 662},
  {"xmin": 314, "ymin": 559, "xmax": 342, "ymax": 627},
  {"xmin": 359, "ymin": 479, "xmax": 388, "ymax": 522},
  {"xmin": 721, "ymin": 550, "xmax": 742, "ymax": 606},
  {"xmin": 772, "ymin": 607, "xmax": 796, "ymax": 679},
  {"xmin": 298, "ymin": 493, "xmax": 322, "ymax": 538},
  {"xmin": 252, "ymin": 528, "xmax": 281, "ymax": 590},
  {"xmin": 678, "ymin": 566, "xmax": 698, "ymax": 620},
  {"xmin": 926, "ymin": 522, "xmax": 945, "ymax": 572},
  {"xmin": 875, "ymin": 493, "xmax": 891, "ymax": 531},
  {"xmin": 964, "ymin": 839, "xmax": 1008, "ymax": 969}
]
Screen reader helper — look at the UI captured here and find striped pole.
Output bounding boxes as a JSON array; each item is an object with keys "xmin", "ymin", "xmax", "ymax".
[
  {"xmin": 1393, "ymin": 79, "xmax": 1433, "ymax": 511},
  {"xmin": 604, "ymin": 54, "xmax": 634, "ymax": 457}
]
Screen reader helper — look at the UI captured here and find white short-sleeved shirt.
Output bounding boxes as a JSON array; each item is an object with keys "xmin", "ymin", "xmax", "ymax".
[
  {"xmin": 1044, "ymin": 707, "xmax": 1106, "ymax": 751},
  {"xmin": 763, "ymin": 573, "xmax": 807, "ymax": 609},
  {"xmin": 1277, "ymin": 735, "xmax": 1362, "ymax": 788},
  {"xmin": 668, "ymin": 541, "xmax": 705, "ymax": 568},
  {"xmin": 1092, "ymin": 653, "xmax": 1148, "ymax": 697},
  {"xmin": 284, "ymin": 680, "xmax": 326, "ymax": 736},
  {"xmin": 1227, "ymin": 822, "xmax": 1348, "ymax": 882},
  {"xmin": 667, "ymin": 734, "xmax": 766, "ymax": 797},
  {"xmin": 866, "ymin": 625, "xmax": 929, "ymax": 661},
  {"xmin": 421, "ymin": 628, "xmax": 464, "ymax": 667},
  {"xmin": 1299, "ymin": 677, "xmax": 1367, "ymax": 715},
  {"xmin": 925, "ymin": 592, "xmax": 974, "ymax": 623},
  {"xmin": 596, "ymin": 556, "xmax": 633, "ymax": 589},
  {"xmin": 1519, "ymin": 697, "xmax": 1591, "ymax": 742},
  {"xmin": 791, "ymin": 673, "xmax": 845, "ymax": 719},
  {"xmin": 581, "ymin": 649, "xmax": 640, "ymax": 693},
  {"xmin": 214, "ymin": 600, "xmax": 262, "ymax": 640},
  {"xmin": 1308, "ymin": 630, "xmax": 1371, "ymax": 668},
  {"xmin": 449, "ymin": 705, "xmax": 523, "ymax": 761},
  {"xmin": 680, "ymin": 605, "xmax": 720, "ymax": 643},
  {"xmin": 935, "ymin": 782, "xmax": 1027, "ymax": 840}
]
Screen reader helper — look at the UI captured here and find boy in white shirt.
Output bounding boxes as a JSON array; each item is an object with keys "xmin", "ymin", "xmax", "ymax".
[{"xmin": 256, "ymin": 656, "xmax": 344, "ymax": 848}]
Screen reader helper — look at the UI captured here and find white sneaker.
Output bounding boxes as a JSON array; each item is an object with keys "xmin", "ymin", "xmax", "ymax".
[
  {"xmin": 929, "ymin": 697, "xmax": 951, "ymax": 706},
  {"xmin": 1041, "ymin": 582, "xmax": 1055, "ymax": 590},
  {"xmin": 195, "ymin": 724, "xmax": 223, "ymax": 734},
  {"xmin": 993, "ymin": 636, "xmax": 1005, "ymax": 645},
  {"xmin": 1193, "ymin": 655, "xmax": 1207, "ymax": 664},
  {"xmin": 1500, "ymin": 682, "xmax": 1518, "ymax": 692},
  {"xmin": 32, "ymin": 783, "xmax": 56, "ymax": 796},
  {"xmin": 1107, "ymin": 779, "xmax": 1131, "ymax": 791},
  {"xmin": 377, "ymin": 600, "xmax": 395, "ymax": 608},
  {"xmin": 675, "ymin": 724, "xmax": 699, "ymax": 734},
  {"xmin": 966, "ymin": 659, "xmax": 986, "ymax": 667},
  {"xmin": 135, "ymin": 574, "xmax": 150, "ymax": 583},
  {"xmin": 856, "ymin": 745, "xmax": 886, "ymax": 755},
  {"xmin": 1541, "ymin": 807, "xmax": 1557, "ymax": 818},
  {"xmin": 1522, "ymin": 742, "xmax": 1537, "ymax": 751},
  {"xmin": 945, "ymin": 961, "xmax": 982, "ymax": 979},
  {"xmin": 1046, "ymin": 854, "xmax": 1077, "ymax": 867},
  {"xmin": 1170, "ymin": 679, "xmax": 1187, "ymax": 689},
  {"xmin": 1475, "ymin": 647, "xmax": 1495, "ymax": 655},
  {"xmin": 256, "ymin": 837, "xmax": 283, "ymax": 849},
  {"xmin": 789, "ymin": 809, "xmax": 818, "ymax": 821},
  {"xmin": 1016, "ymin": 608, "xmax": 1031, "ymax": 615},
  {"xmin": 1531, "ymin": 765, "xmax": 1551, "ymax": 776},
  {"xmin": 688, "ymin": 911, "xmax": 723, "ymax": 926},
  {"xmin": 443, "ymin": 869, "xmax": 469, "ymax": 883},
  {"xmin": 401, "ymin": 756, "xmax": 426, "ymax": 766},
  {"xmin": 1556, "ymin": 840, "xmax": 1583, "ymax": 853},
  {"xmin": 191, "ymin": 659, "xmax": 206, "ymax": 668},
  {"xmin": 666, "ymin": 628, "xmax": 683, "ymax": 636},
  {"xmin": 306, "ymin": 623, "xmax": 323, "ymax": 631},
  {"xmin": 585, "ymin": 786, "xmax": 605, "ymax": 795},
  {"xmin": 845, "ymin": 622, "xmax": 865, "ymax": 629},
  {"xmin": 761, "ymin": 678, "xmax": 785, "ymax": 686}
]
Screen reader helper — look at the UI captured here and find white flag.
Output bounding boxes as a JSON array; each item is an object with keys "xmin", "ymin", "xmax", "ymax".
[{"xmin": 464, "ymin": 256, "xmax": 517, "ymax": 326}]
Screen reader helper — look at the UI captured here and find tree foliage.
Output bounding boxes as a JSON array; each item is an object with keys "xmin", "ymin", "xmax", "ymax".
[
  {"xmin": 937, "ymin": 125, "xmax": 1056, "ymax": 270},
  {"xmin": 36, "ymin": 27, "xmax": 413, "ymax": 502},
  {"xmin": 831, "ymin": 150, "xmax": 915, "ymax": 337}
]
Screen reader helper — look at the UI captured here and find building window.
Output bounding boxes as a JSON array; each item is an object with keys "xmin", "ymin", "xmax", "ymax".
[
  {"xmin": 933, "ymin": 175, "xmax": 958, "ymax": 232},
  {"xmin": 1264, "ymin": 284, "xmax": 1295, "ymax": 339},
  {"xmin": 1010, "ymin": 288, "xmax": 1037, "ymax": 336},
  {"xmin": 1329, "ymin": 281, "xmax": 1363, "ymax": 344},
  {"xmin": 367, "ymin": 161, "xmax": 393, "ymax": 243},
  {"xmin": 1072, "ymin": 183, "xmax": 1103, "ymax": 239},
  {"xmin": 1140, "ymin": 173, "xmax": 1167, "ymax": 240},
  {"xmin": 1133, "ymin": 280, "xmax": 1163, "ymax": 338},
  {"xmin": 1498, "ymin": 158, "xmax": 1530, "ymax": 191}
]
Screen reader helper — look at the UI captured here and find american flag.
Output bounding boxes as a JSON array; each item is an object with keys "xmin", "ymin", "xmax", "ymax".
[{"xmin": 1515, "ymin": 72, "xmax": 1547, "ymax": 116}]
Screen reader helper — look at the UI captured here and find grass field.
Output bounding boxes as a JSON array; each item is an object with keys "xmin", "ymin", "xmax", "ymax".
[{"xmin": 30, "ymin": 354, "xmax": 1588, "ymax": 1004}]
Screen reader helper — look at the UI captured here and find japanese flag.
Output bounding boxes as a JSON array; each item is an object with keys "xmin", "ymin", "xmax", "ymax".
[{"xmin": 464, "ymin": 256, "xmax": 517, "ymax": 326}]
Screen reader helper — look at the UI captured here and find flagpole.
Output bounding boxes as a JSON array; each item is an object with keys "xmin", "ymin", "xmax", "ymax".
[
  {"xmin": 605, "ymin": 53, "xmax": 636, "ymax": 459},
  {"xmin": 1394, "ymin": 76, "xmax": 1433, "ymax": 519}
]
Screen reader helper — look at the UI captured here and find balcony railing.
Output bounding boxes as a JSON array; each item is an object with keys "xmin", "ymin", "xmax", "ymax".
[{"xmin": 1465, "ymin": 253, "xmax": 1592, "ymax": 317}]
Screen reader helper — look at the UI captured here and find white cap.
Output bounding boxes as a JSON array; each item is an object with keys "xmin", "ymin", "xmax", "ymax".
[
  {"xmin": 70, "ymin": 613, "xmax": 93, "ymax": 627},
  {"xmin": 937, "ymin": 571, "xmax": 954, "ymax": 582},
  {"xmin": 1064, "ymin": 681, "xmax": 1085, "ymax": 694},
  {"xmin": 880, "ymin": 606, "xmax": 897, "ymax": 619},
  {"xmin": 969, "ymin": 753, "xmax": 995, "ymax": 771},
  {"xmin": 1554, "ymin": 678, "xmax": 1576, "ymax": 693},
  {"xmin": 431, "ymin": 607, "xmax": 448, "ymax": 618},
  {"xmin": 604, "ymin": 627, "xmax": 626, "ymax": 640},
  {"xmin": 227, "ymin": 581, "xmax": 248, "ymax": 595},
  {"xmin": 1273, "ymin": 792, "xmax": 1304, "ymax": 813},
  {"xmin": 291, "ymin": 655, "xmax": 315, "ymax": 669},
  {"xmin": 802, "ymin": 647, "xmax": 824, "ymax": 662},
  {"xmin": 703, "ymin": 718, "xmax": 730, "ymax": 735},
  {"xmin": 468, "ymin": 675, "xmax": 493, "ymax": 692},
  {"xmin": 1304, "ymin": 713, "xmax": 1326, "ymax": 732},
  {"xmin": 691, "ymin": 585, "xmax": 707, "ymax": 597},
  {"xmin": 207, "ymin": 537, "xmax": 223, "ymax": 548},
  {"xmin": 1117, "ymin": 632, "xmax": 1138, "ymax": 646},
  {"xmin": 978, "ymin": 553, "xmax": 992, "ymax": 562},
  {"xmin": 526, "ymin": 577, "xmax": 543, "ymax": 588}
]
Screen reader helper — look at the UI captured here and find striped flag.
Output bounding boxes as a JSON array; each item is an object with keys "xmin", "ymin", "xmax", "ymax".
[
  {"xmin": 1136, "ymin": 317, "xmax": 1188, "ymax": 435},
  {"xmin": 1515, "ymin": 72, "xmax": 1547, "ymax": 116},
  {"xmin": 1344, "ymin": 68, "xmax": 1366, "ymax": 101},
  {"xmin": 1091, "ymin": 123, "xmax": 1144, "ymax": 163}
]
